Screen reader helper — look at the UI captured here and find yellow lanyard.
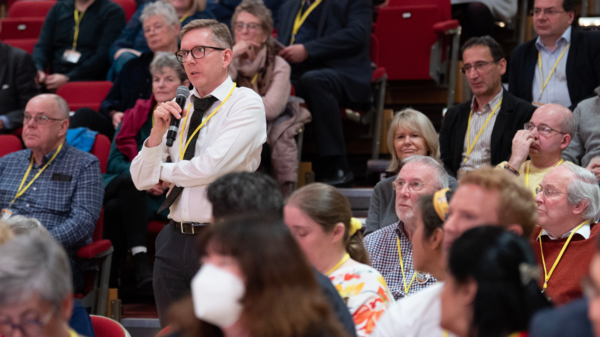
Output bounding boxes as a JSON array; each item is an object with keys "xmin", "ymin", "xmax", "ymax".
[
  {"xmin": 325, "ymin": 253, "xmax": 350, "ymax": 276},
  {"xmin": 538, "ymin": 220, "xmax": 589, "ymax": 292},
  {"xmin": 397, "ymin": 237, "xmax": 417, "ymax": 295},
  {"xmin": 70, "ymin": 329, "xmax": 78, "ymax": 337},
  {"xmin": 463, "ymin": 99, "xmax": 503, "ymax": 163},
  {"xmin": 178, "ymin": 83, "xmax": 236, "ymax": 161},
  {"xmin": 290, "ymin": 0, "xmax": 324, "ymax": 45},
  {"xmin": 525, "ymin": 159, "xmax": 563, "ymax": 187},
  {"xmin": 537, "ymin": 44, "xmax": 570, "ymax": 101},
  {"xmin": 73, "ymin": 10, "xmax": 85, "ymax": 51},
  {"xmin": 11, "ymin": 143, "xmax": 63, "ymax": 205},
  {"xmin": 179, "ymin": 11, "xmax": 191, "ymax": 23},
  {"xmin": 251, "ymin": 73, "xmax": 258, "ymax": 85}
]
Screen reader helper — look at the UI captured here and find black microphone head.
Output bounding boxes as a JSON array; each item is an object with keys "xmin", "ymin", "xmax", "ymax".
[{"xmin": 176, "ymin": 86, "xmax": 190, "ymax": 99}]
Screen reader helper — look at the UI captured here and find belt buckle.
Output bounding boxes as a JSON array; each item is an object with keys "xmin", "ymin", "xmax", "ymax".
[{"xmin": 180, "ymin": 222, "xmax": 195, "ymax": 235}]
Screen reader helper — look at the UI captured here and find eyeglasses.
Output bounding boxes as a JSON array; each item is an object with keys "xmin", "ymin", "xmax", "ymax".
[
  {"xmin": 524, "ymin": 122, "xmax": 566, "ymax": 136},
  {"xmin": 175, "ymin": 46, "xmax": 226, "ymax": 63},
  {"xmin": 234, "ymin": 22, "xmax": 261, "ymax": 32},
  {"xmin": 536, "ymin": 185, "xmax": 567, "ymax": 198},
  {"xmin": 23, "ymin": 114, "xmax": 65, "ymax": 126},
  {"xmin": 460, "ymin": 61, "xmax": 496, "ymax": 74},
  {"xmin": 393, "ymin": 180, "xmax": 426, "ymax": 193},
  {"xmin": 529, "ymin": 8, "xmax": 567, "ymax": 17},
  {"xmin": 0, "ymin": 310, "xmax": 53, "ymax": 337}
]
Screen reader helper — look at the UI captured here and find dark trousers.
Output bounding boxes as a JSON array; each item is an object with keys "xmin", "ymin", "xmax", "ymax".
[
  {"xmin": 70, "ymin": 108, "xmax": 115, "ymax": 140},
  {"xmin": 153, "ymin": 224, "xmax": 203, "ymax": 327},
  {"xmin": 452, "ymin": 2, "xmax": 495, "ymax": 43}
]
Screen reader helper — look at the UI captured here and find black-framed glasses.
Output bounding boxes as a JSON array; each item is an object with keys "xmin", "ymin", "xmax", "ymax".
[
  {"xmin": 233, "ymin": 22, "xmax": 261, "ymax": 32},
  {"xmin": 0, "ymin": 310, "xmax": 53, "ymax": 337},
  {"xmin": 460, "ymin": 61, "xmax": 497, "ymax": 74},
  {"xmin": 175, "ymin": 46, "xmax": 226, "ymax": 63},
  {"xmin": 23, "ymin": 114, "xmax": 66, "ymax": 126},
  {"xmin": 524, "ymin": 122, "xmax": 566, "ymax": 136},
  {"xmin": 529, "ymin": 8, "xmax": 567, "ymax": 17}
]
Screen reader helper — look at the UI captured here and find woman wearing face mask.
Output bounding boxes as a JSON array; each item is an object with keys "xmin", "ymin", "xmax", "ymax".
[
  {"xmin": 440, "ymin": 226, "xmax": 551, "ymax": 337},
  {"xmin": 168, "ymin": 214, "xmax": 348, "ymax": 337},
  {"xmin": 285, "ymin": 183, "xmax": 394, "ymax": 337}
]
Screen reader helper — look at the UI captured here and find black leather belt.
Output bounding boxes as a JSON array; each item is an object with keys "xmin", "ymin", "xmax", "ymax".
[{"xmin": 169, "ymin": 220, "xmax": 208, "ymax": 235}]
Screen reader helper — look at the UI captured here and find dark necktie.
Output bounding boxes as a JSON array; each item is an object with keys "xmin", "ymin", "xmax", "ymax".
[{"xmin": 158, "ymin": 95, "xmax": 219, "ymax": 213}]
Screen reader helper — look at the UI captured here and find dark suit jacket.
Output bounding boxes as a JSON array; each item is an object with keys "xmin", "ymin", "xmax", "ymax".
[
  {"xmin": 0, "ymin": 42, "xmax": 39, "ymax": 131},
  {"xmin": 508, "ymin": 29, "xmax": 600, "ymax": 111},
  {"xmin": 529, "ymin": 298, "xmax": 593, "ymax": 337},
  {"xmin": 276, "ymin": 0, "xmax": 373, "ymax": 103},
  {"xmin": 439, "ymin": 90, "xmax": 536, "ymax": 177}
]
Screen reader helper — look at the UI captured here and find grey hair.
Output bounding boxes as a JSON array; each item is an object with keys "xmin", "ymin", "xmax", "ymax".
[
  {"xmin": 141, "ymin": 1, "xmax": 179, "ymax": 27},
  {"xmin": 563, "ymin": 163, "xmax": 600, "ymax": 222},
  {"xmin": 150, "ymin": 52, "xmax": 188, "ymax": 83},
  {"xmin": 0, "ymin": 235, "xmax": 72, "ymax": 309},
  {"xmin": 4, "ymin": 216, "xmax": 49, "ymax": 237},
  {"xmin": 561, "ymin": 110, "xmax": 574, "ymax": 139},
  {"xmin": 400, "ymin": 155, "xmax": 449, "ymax": 189}
]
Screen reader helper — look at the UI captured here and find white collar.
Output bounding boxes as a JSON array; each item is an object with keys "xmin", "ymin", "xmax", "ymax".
[
  {"xmin": 190, "ymin": 76, "xmax": 234, "ymax": 102},
  {"xmin": 535, "ymin": 26, "xmax": 572, "ymax": 52},
  {"xmin": 539, "ymin": 222, "xmax": 591, "ymax": 240}
]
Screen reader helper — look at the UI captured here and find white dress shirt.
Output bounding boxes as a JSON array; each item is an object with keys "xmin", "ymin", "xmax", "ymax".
[
  {"xmin": 130, "ymin": 76, "xmax": 267, "ymax": 223},
  {"xmin": 532, "ymin": 26, "xmax": 572, "ymax": 108},
  {"xmin": 538, "ymin": 222, "xmax": 591, "ymax": 240}
]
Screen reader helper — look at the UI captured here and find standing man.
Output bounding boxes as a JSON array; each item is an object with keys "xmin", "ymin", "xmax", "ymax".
[
  {"xmin": 440, "ymin": 36, "xmax": 536, "ymax": 178},
  {"xmin": 276, "ymin": 0, "xmax": 372, "ymax": 186},
  {"xmin": 509, "ymin": 0, "xmax": 600, "ymax": 110},
  {"xmin": 130, "ymin": 19, "xmax": 266, "ymax": 326}
]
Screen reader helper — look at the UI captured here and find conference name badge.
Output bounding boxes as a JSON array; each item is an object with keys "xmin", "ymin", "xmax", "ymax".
[
  {"xmin": 1, "ymin": 208, "xmax": 13, "ymax": 221},
  {"xmin": 62, "ymin": 49, "xmax": 81, "ymax": 64}
]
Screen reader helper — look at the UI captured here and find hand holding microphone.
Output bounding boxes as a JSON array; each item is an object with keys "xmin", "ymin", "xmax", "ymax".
[{"xmin": 147, "ymin": 86, "xmax": 190, "ymax": 148}]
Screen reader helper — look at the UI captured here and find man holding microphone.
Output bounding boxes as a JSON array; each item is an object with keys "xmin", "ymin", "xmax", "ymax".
[{"xmin": 130, "ymin": 19, "xmax": 266, "ymax": 325}]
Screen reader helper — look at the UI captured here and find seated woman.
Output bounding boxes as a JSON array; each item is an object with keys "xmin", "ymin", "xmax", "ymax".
[
  {"xmin": 441, "ymin": 226, "xmax": 550, "ymax": 337},
  {"xmin": 365, "ymin": 108, "xmax": 458, "ymax": 235},
  {"xmin": 103, "ymin": 52, "xmax": 189, "ymax": 290},
  {"xmin": 108, "ymin": 0, "xmax": 213, "ymax": 80},
  {"xmin": 168, "ymin": 214, "xmax": 349, "ymax": 337},
  {"xmin": 228, "ymin": 0, "xmax": 309, "ymax": 196},
  {"xmin": 285, "ymin": 183, "xmax": 394, "ymax": 337}
]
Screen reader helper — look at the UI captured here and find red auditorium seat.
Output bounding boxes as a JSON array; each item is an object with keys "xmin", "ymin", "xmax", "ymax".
[
  {"xmin": 90, "ymin": 134, "xmax": 111, "ymax": 174},
  {"xmin": 0, "ymin": 18, "xmax": 45, "ymax": 40},
  {"xmin": 56, "ymin": 81, "xmax": 112, "ymax": 112},
  {"xmin": 3, "ymin": 38, "xmax": 37, "ymax": 54},
  {"xmin": 0, "ymin": 135, "xmax": 22, "ymax": 157},
  {"xmin": 90, "ymin": 315, "xmax": 130, "ymax": 336},
  {"xmin": 8, "ymin": 1, "xmax": 56, "ymax": 18},
  {"xmin": 111, "ymin": 0, "xmax": 137, "ymax": 22}
]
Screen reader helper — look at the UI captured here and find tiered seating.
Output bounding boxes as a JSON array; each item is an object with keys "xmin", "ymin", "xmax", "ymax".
[
  {"xmin": 111, "ymin": 0, "xmax": 137, "ymax": 22},
  {"xmin": 3, "ymin": 38, "xmax": 37, "ymax": 53},
  {"xmin": 0, "ymin": 135, "xmax": 22, "ymax": 157},
  {"xmin": 56, "ymin": 81, "xmax": 113, "ymax": 111},
  {"xmin": 7, "ymin": 0, "xmax": 56, "ymax": 18}
]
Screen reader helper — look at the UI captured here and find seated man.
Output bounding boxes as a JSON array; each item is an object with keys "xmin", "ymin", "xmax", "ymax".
[
  {"xmin": 532, "ymin": 163, "xmax": 600, "ymax": 305},
  {"xmin": 276, "ymin": 0, "xmax": 372, "ymax": 186},
  {"xmin": 32, "ymin": 0, "xmax": 125, "ymax": 91},
  {"xmin": 497, "ymin": 103, "xmax": 573, "ymax": 195},
  {"xmin": 509, "ymin": 0, "xmax": 600, "ymax": 110},
  {"xmin": 70, "ymin": 1, "xmax": 181, "ymax": 139},
  {"xmin": 364, "ymin": 156, "xmax": 448, "ymax": 300},
  {"xmin": 0, "ymin": 41, "xmax": 39, "ymax": 133},
  {"xmin": 0, "ymin": 94, "xmax": 103, "ymax": 292},
  {"xmin": 440, "ymin": 36, "xmax": 536, "ymax": 179},
  {"xmin": 373, "ymin": 168, "xmax": 537, "ymax": 337}
]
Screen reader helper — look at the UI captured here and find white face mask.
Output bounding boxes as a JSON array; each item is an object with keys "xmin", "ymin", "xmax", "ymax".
[{"xmin": 191, "ymin": 263, "xmax": 245, "ymax": 328}]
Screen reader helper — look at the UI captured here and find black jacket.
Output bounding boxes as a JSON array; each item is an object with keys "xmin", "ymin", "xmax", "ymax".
[
  {"xmin": 0, "ymin": 42, "xmax": 39, "ymax": 131},
  {"xmin": 276, "ymin": 0, "xmax": 373, "ymax": 103},
  {"xmin": 529, "ymin": 298, "xmax": 593, "ymax": 337},
  {"xmin": 32, "ymin": 0, "xmax": 125, "ymax": 81},
  {"xmin": 508, "ymin": 29, "xmax": 600, "ymax": 111},
  {"xmin": 439, "ymin": 90, "xmax": 536, "ymax": 177}
]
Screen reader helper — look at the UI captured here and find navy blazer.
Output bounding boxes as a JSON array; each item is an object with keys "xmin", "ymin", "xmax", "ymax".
[
  {"xmin": 439, "ymin": 90, "xmax": 536, "ymax": 177},
  {"xmin": 529, "ymin": 298, "xmax": 593, "ymax": 337},
  {"xmin": 508, "ymin": 29, "xmax": 600, "ymax": 111},
  {"xmin": 276, "ymin": 0, "xmax": 373, "ymax": 103}
]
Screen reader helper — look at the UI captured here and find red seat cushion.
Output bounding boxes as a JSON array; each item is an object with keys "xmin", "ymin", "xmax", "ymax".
[
  {"xmin": 148, "ymin": 220, "xmax": 168, "ymax": 234},
  {"xmin": 372, "ymin": 67, "xmax": 387, "ymax": 81},
  {"xmin": 77, "ymin": 240, "xmax": 112, "ymax": 259}
]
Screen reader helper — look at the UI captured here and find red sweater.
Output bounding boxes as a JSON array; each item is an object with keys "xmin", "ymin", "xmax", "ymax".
[{"xmin": 530, "ymin": 223, "xmax": 600, "ymax": 305}]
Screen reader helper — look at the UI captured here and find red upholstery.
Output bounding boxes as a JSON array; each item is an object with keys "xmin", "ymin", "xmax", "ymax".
[
  {"xmin": 433, "ymin": 19, "xmax": 460, "ymax": 33},
  {"xmin": 387, "ymin": 0, "xmax": 451, "ymax": 20},
  {"xmin": 90, "ymin": 134, "xmax": 111, "ymax": 174},
  {"xmin": 0, "ymin": 135, "xmax": 22, "ymax": 157},
  {"xmin": 111, "ymin": 0, "xmax": 136, "ymax": 22},
  {"xmin": 56, "ymin": 81, "xmax": 112, "ymax": 112},
  {"xmin": 0, "ymin": 18, "xmax": 45, "ymax": 40},
  {"xmin": 3, "ymin": 38, "xmax": 37, "ymax": 54},
  {"xmin": 370, "ymin": 34, "xmax": 387, "ymax": 82},
  {"xmin": 91, "ymin": 315, "xmax": 127, "ymax": 337},
  {"xmin": 157, "ymin": 326, "xmax": 172, "ymax": 337},
  {"xmin": 8, "ymin": 1, "xmax": 56, "ymax": 18},
  {"xmin": 77, "ymin": 240, "xmax": 112, "ymax": 259},
  {"xmin": 148, "ymin": 220, "xmax": 168, "ymax": 234}
]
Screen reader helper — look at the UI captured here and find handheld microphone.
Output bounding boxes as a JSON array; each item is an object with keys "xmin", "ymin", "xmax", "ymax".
[{"xmin": 166, "ymin": 86, "xmax": 191, "ymax": 147}]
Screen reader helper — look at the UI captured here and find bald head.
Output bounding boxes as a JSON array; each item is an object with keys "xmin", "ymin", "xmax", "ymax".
[
  {"xmin": 533, "ymin": 103, "xmax": 573, "ymax": 138},
  {"xmin": 26, "ymin": 94, "xmax": 69, "ymax": 120},
  {"xmin": 23, "ymin": 94, "xmax": 69, "ymax": 159}
]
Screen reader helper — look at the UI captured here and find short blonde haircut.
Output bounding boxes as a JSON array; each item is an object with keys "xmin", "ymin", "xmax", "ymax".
[
  {"xmin": 179, "ymin": 19, "xmax": 233, "ymax": 49},
  {"xmin": 0, "ymin": 222, "xmax": 15, "ymax": 246},
  {"xmin": 387, "ymin": 108, "xmax": 440, "ymax": 172},
  {"xmin": 231, "ymin": 0, "xmax": 274, "ymax": 37},
  {"xmin": 459, "ymin": 168, "xmax": 537, "ymax": 238}
]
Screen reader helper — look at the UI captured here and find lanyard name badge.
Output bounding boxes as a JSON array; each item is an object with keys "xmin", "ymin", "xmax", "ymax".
[
  {"xmin": 533, "ymin": 44, "xmax": 570, "ymax": 107},
  {"xmin": 63, "ymin": 10, "xmax": 85, "ymax": 63},
  {"xmin": 290, "ymin": 0, "xmax": 323, "ymax": 45}
]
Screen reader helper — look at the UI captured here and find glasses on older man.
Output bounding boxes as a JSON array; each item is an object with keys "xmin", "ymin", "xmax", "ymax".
[
  {"xmin": 536, "ymin": 185, "xmax": 567, "ymax": 198},
  {"xmin": 392, "ymin": 180, "xmax": 427, "ymax": 193},
  {"xmin": 524, "ymin": 122, "xmax": 566, "ymax": 136},
  {"xmin": 0, "ymin": 310, "xmax": 53, "ymax": 337},
  {"xmin": 234, "ymin": 22, "xmax": 261, "ymax": 32},
  {"xmin": 460, "ymin": 61, "xmax": 497, "ymax": 74},
  {"xmin": 175, "ymin": 46, "xmax": 226, "ymax": 63},
  {"xmin": 529, "ymin": 8, "xmax": 566, "ymax": 17},
  {"xmin": 23, "ymin": 114, "xmax": 65, "ymax": 126}
]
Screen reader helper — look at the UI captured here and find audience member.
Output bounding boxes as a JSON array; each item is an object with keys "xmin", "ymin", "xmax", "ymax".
[
  {"xmin": 364, "ymin": 156, "xmax": 448, "ymax": 300},
  {"xmin": 103, "ymin": 53, "xmax": 189, "ymax": 291},
  {"xmin": 441, "ymin": 227, "xmax": 551, "ymax": 337},
  {"xmin": 168, "ymin": 215, "xmax": 348, "ymax": 337},
  {"xmin": 532, "ymin": 163, "xmax": 600, "ymax": 305},
  {"xmin": 32, "ymin": 0, "xmax": 126, "ymax": 91},
  {"xmin": 497, "ymin": 103, "xmax": 573, "ymax": 195},
  {"xmin": 0, "ymin": 94, "xmax": 103, "ymax": 293},
  {"xmin": 206, "ymin": 0, "xmax": 284, "ymax": 28},
  {"xmin": 229, "ymin": 0, "xmax": 309, "ymax": 196},
  {"xmin": 4, "ymin": 215, "xmax": 49, "ymax": 236},
  {"xmin": 130, "ymin": 19, "xmax": 266, "ymax": 326},
  {"xmin": 108, "ymin": 0, "xmax": 213, "ymax": 80},
  {"xmin": 451, "ymin": 1, "xmax": 517, "ymax": 41},
  {"xmin": 440, "ymin": 36, "xmax": 536, "ymax": 178},
  {"xmin": 509, "ymin": 0, "xmax": 600, "ymax": 110},
  {"xmin": 285, "ymin": 183, "xmax": 394, "ymax": 337},
  {"xmin": 276, "ymin": 0, "xmax": 372, "ymax": 186},
  {"xmin": 0, "ymin": 41, "xmax": 39, "ymax": 133},
  {"xmin": 70, "ymin": 1, "xmax": 182, "ymax": 139},
  {"xmin": 366, "ymin": 109, "xmax": 457, "ymax": 236}
]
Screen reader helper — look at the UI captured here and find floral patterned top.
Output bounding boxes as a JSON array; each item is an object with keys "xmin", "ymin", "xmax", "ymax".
[{"xmin": 329, "ymin": 264, "xmax": 395, "ymax": 337}]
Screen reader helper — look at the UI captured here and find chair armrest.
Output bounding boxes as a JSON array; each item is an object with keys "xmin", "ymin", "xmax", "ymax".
[
  {"xmin": 433, "ymin": 20, "xmax": 460, "ymax": 34},
  {"xmin": 77, "ymin": 240, "xmax": 112, "ymax": 259}
]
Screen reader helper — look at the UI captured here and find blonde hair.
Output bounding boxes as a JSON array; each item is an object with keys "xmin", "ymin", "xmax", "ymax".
[
  {"xmin": 179, "ymin": 19, "xmax": 233, "ymax": 49},
  {"xmin": 387, "ymin": 108, "xmax": 440, "ymax": 172},
  {"xmin": 0, "ymin": 222, "xmax": 14, "ymax": 246}
]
